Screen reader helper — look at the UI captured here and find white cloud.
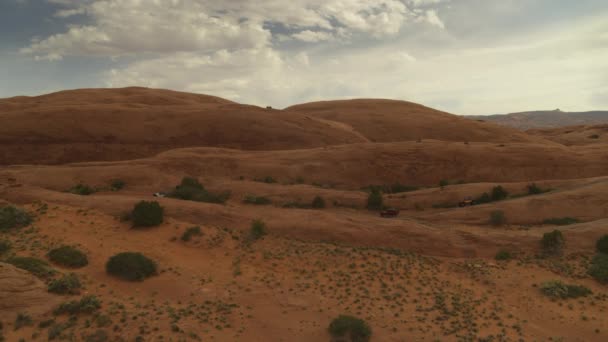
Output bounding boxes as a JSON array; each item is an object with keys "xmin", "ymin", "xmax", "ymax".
[{"xmin": 292, "ymin": 30, "xmax": 334, "ymax": 42}]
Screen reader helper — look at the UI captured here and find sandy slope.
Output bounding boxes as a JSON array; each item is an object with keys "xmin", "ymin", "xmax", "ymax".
[
  {"xmin": 0, "ymin": 87, "xmax": 366, "ymax": 165},
  {"xmin": 527, "ymin": 124, "xmax": 608, "ymax": 146},
  {"xmin": 286, "ymin": 99, "xmax": 551, "ymax": 144}
]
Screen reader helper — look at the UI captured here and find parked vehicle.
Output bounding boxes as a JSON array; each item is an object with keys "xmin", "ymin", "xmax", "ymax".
[
  {"xmin": 380, "ymin": 208, "xmax": 399, "ymax": 218},
  {"xmin": 458, "ymin": 197, "xmax": 476, "ymax": 207}
]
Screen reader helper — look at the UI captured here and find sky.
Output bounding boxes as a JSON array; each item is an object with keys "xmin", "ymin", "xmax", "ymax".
[{"xmin": 0, "ymin": 0, "xmax": 607, "ymax": 115}]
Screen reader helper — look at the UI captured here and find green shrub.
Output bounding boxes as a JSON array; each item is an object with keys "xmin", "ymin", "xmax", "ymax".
[
  {"xmin": 282, "ymin": 201, "xmax": 311, "ymax": 209},
  {"xmin": 311, "ymin": 196, "xmax": 326, "ymax": 209},
  {"xmin": 362, "ymin": 184, "xmax": 418, "ymax": 194},
  {"xmin": 69, "ymin": 184, "xmax": 95, "ymax": 196},
  {"xmin": 588, "ymin": 253, "xmax": 608, "ymax": 284},
  {"xmin": 543, "ymin": 217, "xmax": 579, "ymax": 226},
  {"xmin": 539, "ymin": 280, "xmax": 591, "ymax": 299},
  {"xmin": 328, "ymin": 315, "xmax": 371, "ymax": 342},
  {"xmin": 255, "ymin": 176, "xmax": 277, "ymax": 184},
  {"xmin": 110, "ymin": 179, "xmax": 125, "ymax": 191},
  {"xmin": 0, "ymin": 206, "xmax": 33, "ymax": 231},
  {"xmin": 366, "ymin": 189, "xmax": 383, "ymax": 211},
  {"xmin": 491, "ymin": 186, "xmax": 508, "ymax": 201},
  {"xmin": 495, "ymin": 250, "xmax": 512, "ymax": 261},
  {"xmin": 169, "ymin": 177, "xmax": 230, "ymax": 203},
  {"xmin": 527, "ymin": 183, "xmax": 546, "ymax": 195},
  {"xmin": 596, "ymin": 235, "xmax": 608, "ymax": 254},
  {"xmin": 541, "ymin": 230, "xmax": 564, "ymax": 255},
  {"xmin": 475, "ymin": 192, "xmax": 492, "ymax": 204},
  {"xmin": 439, "ymin": 179, "xmax": 449, "ymax": 189},
  {"xmin": 48, "ymin": 273, "xmax": 82, "ymax": 295},
  {"xmin": 181, "ymin": 226, "xmax": 202, "ymax": 242},
  {"xmin": 14, "ymin": 312, "xmax": 33, "ymax": 330},
  {"xmin": 131, "ymin": 201, "xmax": 164, "ymax": 227},
  {"xmin": 54, "ymin": 295, "xmax": 101, "ymax": 315},
  {"xmin": 0, "ymin": 240, "xmax": 10, "ymax": 255},
  {"xmin": 589, "ymin": 134, "xmax": 600, "ymax": 139},
  {"xmin": 86, "ymin": 329, "xmax": 109, "ymax": 342},
  {"xmin": 106, "ymin": 252, "xmax": 157, "ymax": 281},
  {"xmin": 490, "ymin": 210, "xmax": 506, "ymax": 226},
  {"xmin": 243, "ymin": 195, "xmax": 272, "ymax": 205},
  {"xmin": 249, "ymin": 219, "xmax": 267, "ymax": 241},
  {"xmin": 7, "ymin": 256, "xmax": 56, "ymax": 278},
  {"xmin": 48, "ymin": 246, "xmax": 88, "ymax": 268}
]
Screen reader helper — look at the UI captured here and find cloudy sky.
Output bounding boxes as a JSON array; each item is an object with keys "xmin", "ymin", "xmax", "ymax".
[{"xmin": 1, "ymin": 0, "xmax": 606, "ymax": 114}]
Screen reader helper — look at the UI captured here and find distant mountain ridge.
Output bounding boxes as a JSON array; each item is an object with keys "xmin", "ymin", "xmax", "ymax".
[{"xmin": 467, "ymin": 109, "xmax": 608, "ymax": 130}]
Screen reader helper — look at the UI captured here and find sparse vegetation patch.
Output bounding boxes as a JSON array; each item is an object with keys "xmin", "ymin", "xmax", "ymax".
[
  {"xmin": 311, "ymin": 196, "xmax": 326, "ymax": 209},
  {"xmin": 541, "ymin": 230, "xmax": 564, "ymax": 256},
  {"xmin": 0, "ymin": 205, "xmax": 33, "ymax": 231},
  {"xmin": 48, "ymin": 273, "xmax": 82, "ymax": 295},
  {"xmin": 249, "ymin": 219, "xmax": 267, "ymax": 241},
  {"xmin": 495, "ymin": 250, "xmax": 512, "ymax": 261},
  {"xmin": 543, "ymin": 217, "xmax": 579, "ymax": 226},
  {"xmin": 54, "ymin": 295, "xmax": 101, "ymax": 315},
  {"xmin": 539, "ymin": 280, "xmax": 591, "ymax": 299},
  {"xmin": 7, "ymin": 256, "xmax": 56, "ymax": 278},
  {"xmin": 588, "ymin": 253, "xmax": 608, "ymax": 284},
  {"xmin": 366, "ymin": 189, "xmax": 383, "ymax": 210},
  {"xmin": 243, "ymin": 195, "xmax": 272, "ymax": 205}
]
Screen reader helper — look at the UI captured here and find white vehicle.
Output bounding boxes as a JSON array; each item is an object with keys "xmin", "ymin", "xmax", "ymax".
[{"xmin": 153, "ymin": 192, "xmax": 166, "ymax": 198}]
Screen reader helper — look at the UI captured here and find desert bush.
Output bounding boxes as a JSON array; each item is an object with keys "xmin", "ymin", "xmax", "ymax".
[
  {"xmin": 490, "ymin": 210, "xmax": 506, "ymax": 226},
  {"xmin": 491, "ymin": 186, "xmax": 508, "ymax": 201},
  {"xmin": 311, "ymin": 196, "xmax": 326, "ymax": 209},
  {"xmin": 475, "ymin": 192, "xmax": 492, "ymax": 204},
  {"xmin": 527, "ymin": 183, "xmax": 547, "ymax": 195},
  {"xmin": 540, "ymin": 280, "xmax": 591, "ymax": 299},
  {"xmin": 362, "ymin": 184, "xmax": 418, "ymax": 194},
  {"xmin": 596, "ymin": 235, "xmax": 608, "ymax": 254},
  {"xmin": 86, "ymin": 329, "xmax": 109, "ymax": 342},
  {"xmin": 588, "ymin": 253, "xmax": 608, "ymax": 284},
  {"xmin": 282, "ymin": 201, "xmax": 311, "ymax": 209},
  {"xmin": 249, "ymin": 219, "xmax": 267, "ymax": 241},
  {"xmin": 110, "ymin": 179, "xmax": 125, "ymax": 191},
  {"xmin": 7, "ymin": 256, "xmax": 56, "ymax": 278},
  {"xmin": 541, "ymin": 230, "xmax": 564, "ymax": 255},
  {"xmin": 69, "ymin": 184, "xmax": 96, "ymax": 196},
  {"xmin": 181, "ymin": 226, "xmax": 202, "ymax": 242},
  {"xmin": 48, "ymin": 246, "xmax": 88, "ymax": 268},
  {"xmin": 543, "ymin": 217, "xmax": 580, "ymax": 226},
  {"xmin": 54, "ymin": 295, "xmax": 101, "ymax": 315},
  {"xmin": 169, "ymin": 177, "xmax": 230, "ymax": 203},
  {"xmin": 131, "ymin": 201, "xmax": 164, "ymax": 227},
  {"xmin": 589, "ymin": 134, "xmax": 600, "ymax": 139},
  {"xmin": 255, "ymin": 176, "xmax": 277, "ymax": 184},
  {"xmin": 106, "ymin": 252, "xmax": 157, "ymax": 281},
  {"xmin": 495, "ymin": 250, "xmax": 512, "ymax": 261},
  {"xmin": 14, "ymin": 312, "xmax": 32, "ymax": 330},
  {"xmin": 243, "ymin": 195, "xmax": 272, "ymax": 205},
  {"xmin": 0, "ymin": 240, "xmax": 10, "ymax": 255},
  {"xmin": 48, "ymin": 273, "xmax": 82, "ymax": 295},
  {"xmin": 439, "ymin": 179, "xmax": 449, "ymax": 189},
  {"xmin": 366, "ymin": 189, "xmax": 383, "ymax": 211},
  {"xmin": 328, "ymin": 315, "xmax": 371, "ymax": 342},
  {"xmin": 0, "ymin": 206, "xmax": 33, "ymax": 231}
]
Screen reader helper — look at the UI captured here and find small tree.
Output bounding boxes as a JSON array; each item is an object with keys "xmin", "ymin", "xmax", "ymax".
[
  {"xmin": 366, "ymin": 189, "xmax": 383, "ymax": 211},
  {"xmin": 541, "ymin": 230, "xmax": 564, "ymax": 256},
  {"xmin": 328, "ymin": 315, "xmax": 372, "ymax": 342},
  {"xmin": 311, "ymin": 196, "xmax": 326, "ymax": 209},
  {"xmin": 106, "ymin": 252, "xmax": 157, "ymax": 281},
  {"xmin": 596, "ymin": 235, "xmax": 608, "ymax": 254},
  {"xmin": 110, "ymin": 179, "xmax": 126, "ymax": 191},
  {"xmin": 527, "ymin": 183, "xmax": 543, "ymax": 195},
  {"xmin": 131, "ymin": 201, "xmax": 164, "ymax": 227},
  {"xmin": 491, "ymin": 186, "xmax": 508, "ymax": 201},
  {"xmin": 69, "ymin": 184, "xmax": 96, "ymax": 196},
  {"xmin": 589, "ymin": 253, "xmax": 608, "ymax": 284}
]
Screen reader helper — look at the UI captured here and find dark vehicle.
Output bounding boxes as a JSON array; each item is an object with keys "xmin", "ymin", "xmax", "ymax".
[
  {"xmin": 380, "ymin": 208, "xmax": 399, "ymax": 218},
  {"xmin": 458, "ymin": 197, "xmax": 476, "ymax": 207}
]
